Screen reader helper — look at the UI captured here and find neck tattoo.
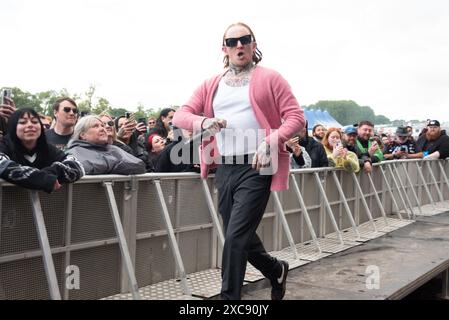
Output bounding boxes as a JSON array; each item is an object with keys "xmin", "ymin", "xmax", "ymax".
[{"xmin": 224, "ymin": 62, "xmax": 254, "ymax": 87}]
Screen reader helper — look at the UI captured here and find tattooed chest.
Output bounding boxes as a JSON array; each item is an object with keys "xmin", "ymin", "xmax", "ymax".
[{"xmin": 224, "ymin": 73, "xmax": 251, "ymax": 87}]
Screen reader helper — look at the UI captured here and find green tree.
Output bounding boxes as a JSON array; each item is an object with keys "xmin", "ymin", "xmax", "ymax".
[
  {"xmin": 92, "ymin": 97, "xmax": 111, "ymax": 115},
  {"xmin": 306, "ymin": 100, "xmax": 390, "ymax": 126},
  {"xmin": 374, "ymin": 115, "xmax": 390, "ymax": 125},
  {"xmin": 109, "ymin": 108, "xmax": 129, "ymax": 118},
  {"xmin": 11, "ymin": 87, "xmax": 43, "ymax": 113}
]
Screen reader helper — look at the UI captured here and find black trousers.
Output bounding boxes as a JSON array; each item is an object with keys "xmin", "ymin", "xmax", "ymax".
[{"xmin": 215, "ymin": 163, "xmax": 281, "ymax": 300}]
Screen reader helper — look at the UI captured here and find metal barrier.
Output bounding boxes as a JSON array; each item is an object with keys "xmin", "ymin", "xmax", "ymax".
[{"xmin": 0, "ymin": 159, "xmax": 448, "ymax": 300}]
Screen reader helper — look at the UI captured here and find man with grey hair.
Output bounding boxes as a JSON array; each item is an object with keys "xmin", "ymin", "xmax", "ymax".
[{"xmin": 66, "ymin": 115, "xmax": 146, "ymax": 175}]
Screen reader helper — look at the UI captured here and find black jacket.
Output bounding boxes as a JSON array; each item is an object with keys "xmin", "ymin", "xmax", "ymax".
[
  {"xmin": 0, "ymin": 138, "xmax": 84, "ymax": 193},
  {"xmin": 155, "ymin": 137, "xmax": 200, "ymax": 173},
  {"xmin": 416, "ymin": 132, "xmax": 449, "ymax": 159},
  {"xmin": 300, "ymin": 136, "xmax": 328, "ymax": 168}
]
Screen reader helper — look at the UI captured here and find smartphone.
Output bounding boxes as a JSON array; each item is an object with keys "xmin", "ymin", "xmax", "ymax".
[
  {"xmin": 1, "ymin": 88, "xmax": 12, "ymax": 105},
  {"xmin": 125, "ymin": 112, "xmax": 131, "ymax": 119},
  {"xmin": 138, "ymin": 117, "xmax": 147, "ymax": 126}
]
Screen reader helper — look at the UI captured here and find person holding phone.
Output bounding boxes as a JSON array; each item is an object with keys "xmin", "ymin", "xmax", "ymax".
[
  {"xmin": 356, "ymin": 121, "xmax": 384, "ymax": 173},
  {"xmin": 383, "ymin": 126, "xmax": 419, "ymax": 160},
  {"xmin": 172, "ymin": 22, "xmax": 304, "ymax": 300},
  {"xmin": 114, "ymin": 114, "xmax": 153, "ymax": 171},
  {"xmin": 322, "ymin": 128, "xmax": 359, "ymax": 172}
]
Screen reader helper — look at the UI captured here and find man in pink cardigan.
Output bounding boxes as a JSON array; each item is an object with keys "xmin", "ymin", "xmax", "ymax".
[{"xmin": 173, "ymin": 22, "xmax": 304, "ymax": 300}]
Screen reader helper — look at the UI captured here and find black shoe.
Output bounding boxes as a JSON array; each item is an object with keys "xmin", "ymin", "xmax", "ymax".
[{"xmin": 271, "ymin": 260, "xmax": 289, "ymax": 300}]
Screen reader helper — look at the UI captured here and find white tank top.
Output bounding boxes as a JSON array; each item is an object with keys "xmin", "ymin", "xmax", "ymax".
[{"xmin": 212, "ymin": 78, "xmax": 263, "ymax": 156}]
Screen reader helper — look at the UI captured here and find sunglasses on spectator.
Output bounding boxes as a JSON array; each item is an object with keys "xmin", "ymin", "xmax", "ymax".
[
  {"xmin": 224, "ymin": 34, "xmax": 252, "ymax": 47},
  {"xmin": 43, "ymin": 124, "xmax": 50, "ymax": 129},
  {"xmin": 103, "ymin": 120, "xmax": 114, "ymax": 127},
  {"xmin": 62, "ymin": 107, "xmax": 79, "ymax": 114}
]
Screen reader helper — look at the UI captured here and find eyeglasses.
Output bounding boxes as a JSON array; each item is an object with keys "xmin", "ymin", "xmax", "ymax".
[
  {"xmin": 148, "ymin": 121, "xmax": 156, "ymax": 125},
  {"xmin": 224, "ymin": 34, "xmax": 252, "ymax": 47},
  {"xmin": 62, "ymin": 107, "xmax": 79, "ymax": 114},
  {"xmin": 103, "ymin": 120, "xmax": 114, "ymax": 127}
]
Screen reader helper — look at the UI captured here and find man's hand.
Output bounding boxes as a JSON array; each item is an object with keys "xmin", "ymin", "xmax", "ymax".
[
  {"xmin": 118, "ymin": 120, "xmax": 136, "ymax": 139},
  {"xmin": 363, "ymin": 161, "xmax": 372, "ymax": 173},
  {"xmin": 201, "ymin": 118, "xmax": 227, "ymax": 134},
  {"xmin": 135, "ymin": 122, "xmax": 147, "ymax": 135},
  {"xmin": 0, "ymin": 96, "xmax": 17, "ymax": 119},
  {"xmin": 292, "ymin": 143, "xmax": 302, "ymax": 157},
  {"xmin": 286, "ymin": 136, "xmax": 299, "ymax": 149},
  {"xmin": 53, "ymin": 180, "xmax": 62, "ymax": 191},
  {"xmin": 368, "ymin": 141, "xmax": 379, "ymax": 157},
  {"xmin": 252, "ymin": 140, "xmax": 271, "ymax": 171}
]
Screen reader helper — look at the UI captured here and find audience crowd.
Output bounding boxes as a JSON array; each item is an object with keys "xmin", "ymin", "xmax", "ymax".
[{"xmin": 1, "ymin": 94, "xmax": 449, "ymax": 192}]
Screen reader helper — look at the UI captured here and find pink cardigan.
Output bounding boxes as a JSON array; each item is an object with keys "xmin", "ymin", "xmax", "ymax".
[{"xmin": 172, "ymin": 65, "xmax": 304, "ymax": 191}]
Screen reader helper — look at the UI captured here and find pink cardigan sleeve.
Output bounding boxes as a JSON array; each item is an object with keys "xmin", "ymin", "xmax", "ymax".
[
  {"xmin": 172, "ymin": 82, "xmax": 207, "ymax": 131},
  {"xmin": 266, "ymin": 72, "xmax": 304, "ymax": 146}
]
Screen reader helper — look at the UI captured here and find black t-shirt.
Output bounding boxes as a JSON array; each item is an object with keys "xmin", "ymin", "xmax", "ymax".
[
  {"xmin": 416, "ymin": 133, "xmax": 449, "ymax": 159},
  {"xmin": 384, "ymin": 140, "xmax": 417, "ymax": 155},
  {"xmin": 45, "ymin": 129, "xmax": 73, "ymax": 150}
]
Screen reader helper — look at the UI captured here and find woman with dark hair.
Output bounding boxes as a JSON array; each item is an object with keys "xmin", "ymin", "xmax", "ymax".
[
  {"xmin": 146, "ymin": 133, "xmax": 166, "ymax": 170},
  {"xmin": 148, "ymin": 108, "xmax": 175, "ymax": 141},
  {"xmin": 0, "ymin": 108, "xmax": 84, "ymax": 193}
]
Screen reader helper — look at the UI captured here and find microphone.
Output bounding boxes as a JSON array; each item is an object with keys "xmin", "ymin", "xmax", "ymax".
[{"xmin": 183, "ymin": 122, "xmax": 225, "ymax": 146}]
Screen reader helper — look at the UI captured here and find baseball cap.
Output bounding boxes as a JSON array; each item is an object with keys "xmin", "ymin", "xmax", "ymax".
[
  {"xmin": 395, "ymin": 126, "xmax": 408, "ymax": 137},
  {"xmin": 427, "ymin": 120, "xmax": 440, "ymax": 127},
  {"xmin": 344, "ymin": 126, "xmax": 357, "ymax": 135}
]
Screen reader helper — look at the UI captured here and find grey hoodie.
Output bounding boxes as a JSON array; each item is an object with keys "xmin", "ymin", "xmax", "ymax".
[{"xmin": 66, "ymin": 140, "xmax": 146, "ymax": 175}]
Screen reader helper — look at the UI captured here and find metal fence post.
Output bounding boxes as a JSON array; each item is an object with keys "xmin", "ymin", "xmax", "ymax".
[
  {"xmin": 290, "ymin": 174, "xmax": 322, "ymax": 252},
  {"xmin": 399, "ymin": 162, "xmax": 422, "ymax": 216},
  {"xmin": 153, "ymin": 180, "xmax": 191, "ymax": 296},
  {"xmin": 367, "ymin": 172, "xmax": 388, "ymax": 224},
  {"xmin": 425, "ymin": 161, "xmax": 445, "ymax": 203},
  {"xmin": 272, "ymin": 191, "xmax": 299, "ymax": 260},
  {"xmin": 331, "ymin": 171, "xmax": 361, "ymax": 239},
  {"xmin": 202, "ymin": 179, "xmax": 225, "ymax": 248},
  {"xmin": 438, "ymin": 161, "xmax": 449, "ymax": 199},
  {"xmin": 63, "ymin": 184, "xmax": 73, "ymax": 300},
  {"xmin": 415, "ymin": 162, "xmax": 436, "ymax": 209},
  {"xmin": 103, "ymin": 182, "xmax": 141, "ymax": 300},
  {"xmin": 29, "ymin": 191, "xmax": 62, "ymax": 300},
  {"xmin": 390, "ymin": 163, "xmax": 415, "ymax": 218},
  {"xmin": 314, "ymin": 172, "xmax": 344, "ymax": 244},
  {"xmin": 379, "ymin": 165, "xmax": 402, "ymax": 219},
  {"xmin": 351, "ymin": 172, "xmax": 378, "ymax": 232},
  {"xmin": 386, "ymin": 163, "xmax": 412, "ymax": 219}
]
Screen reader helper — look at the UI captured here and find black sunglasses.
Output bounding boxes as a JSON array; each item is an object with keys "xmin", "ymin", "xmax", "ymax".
[
  {"xmin": 224, "ymin": 34, "xmax": 252, "ymax": 47},
  {"xmin": 103, "ymin": 120, "xmax": 114, "ymax": 127},
  {"xmin": 62, "ymin": 106, "xmax": 79, "ymax": 114}
]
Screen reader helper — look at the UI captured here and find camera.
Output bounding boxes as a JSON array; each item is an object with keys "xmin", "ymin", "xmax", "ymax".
[
  {"xmin": 400, "ymin": 145, "xmax": 408, "ymax": 152},
  {"xmin": 1, "ymin": 88, "xmax": 12, "ymax": 105}
]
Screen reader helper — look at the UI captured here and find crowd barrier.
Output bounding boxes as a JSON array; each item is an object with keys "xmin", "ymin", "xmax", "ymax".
[{"xmin": 0, "ymin": 159, "xmax": 448, "ymax": 300}]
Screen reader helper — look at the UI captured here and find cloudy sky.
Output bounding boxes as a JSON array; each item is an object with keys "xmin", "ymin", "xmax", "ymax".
[{"xmin": 1, "ymin": 0, "xmax": 449, "ymax": 121}]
